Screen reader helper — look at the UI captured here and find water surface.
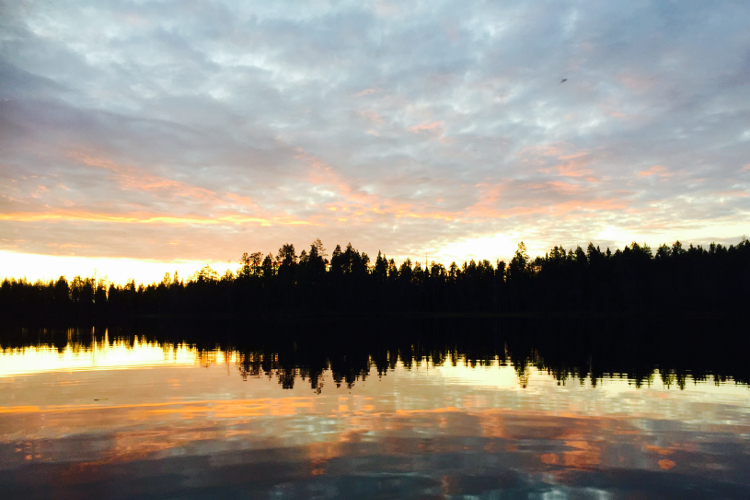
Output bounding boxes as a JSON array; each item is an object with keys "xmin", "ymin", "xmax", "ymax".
[{"xmin": 1, "ymin": 324, "xmax": 749, "ymax": 499}]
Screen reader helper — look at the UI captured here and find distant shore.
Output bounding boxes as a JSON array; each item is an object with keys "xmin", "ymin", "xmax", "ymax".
[{"xmin": 2, "ymin": 239, "xmax": 748, "ymax": 321}]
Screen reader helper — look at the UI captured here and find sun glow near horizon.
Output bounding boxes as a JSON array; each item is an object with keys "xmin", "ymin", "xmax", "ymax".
[
  {"xmin": 2, "ymin": 229, "xmax": 748, "ymax": 287},
  {"xmin": 0, "ymin": 250, "xmax": 237, "ymax": 286}
]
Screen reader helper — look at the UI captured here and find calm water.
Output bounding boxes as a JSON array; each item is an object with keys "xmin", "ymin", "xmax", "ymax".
[{"xmin": 1, "ymin": 323, "xmax": 749, "ymax": 500}]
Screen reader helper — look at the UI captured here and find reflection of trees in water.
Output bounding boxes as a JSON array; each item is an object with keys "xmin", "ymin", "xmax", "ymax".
[{"xmin": 2, "ymin": 316, "xmax": 748, "ymax": 391}]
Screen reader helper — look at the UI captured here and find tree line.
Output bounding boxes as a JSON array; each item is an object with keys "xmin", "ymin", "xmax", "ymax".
[{"xmin": 1, "ymin": 237, "xmax": 749, "ymax": 319}]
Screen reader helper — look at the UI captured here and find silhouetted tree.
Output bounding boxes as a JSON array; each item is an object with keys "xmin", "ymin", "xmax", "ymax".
[{"xmin": 2, "ymin": 238, "xmax": 749, "ymax": 320}]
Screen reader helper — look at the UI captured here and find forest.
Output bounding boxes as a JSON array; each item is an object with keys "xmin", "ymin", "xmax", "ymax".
[{"xmin": 1, "ymin": 238, "xmax": 749, "ymax": 320}]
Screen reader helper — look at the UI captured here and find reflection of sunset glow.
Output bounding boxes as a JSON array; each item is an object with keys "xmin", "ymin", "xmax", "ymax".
[
  {"xmin": 0, "ymin": 336, "xmax": 238, "ymax": 377},
  {"xmin": 2, "ymin": 338, "xmax": 747, "ymax": 401},
  {"xmin": 659, "ymin": 459, "xmax": 676, "ymax": 470},
  {"xmin": 1, "ymin": 337, "xmax": 749, "ymax": 498}
]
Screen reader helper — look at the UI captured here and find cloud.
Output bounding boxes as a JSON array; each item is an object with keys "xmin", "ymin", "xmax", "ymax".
[
  {"xmin": 0, "ymin": 0, "xmax": 749, "ymax": 273},
  {"xmin": 408, "ymin": 121, "xmax": 444, "ymax": 133},
  {"xmin": 638, "ymin": 165, "xmax": 672, "ymax": 179}
]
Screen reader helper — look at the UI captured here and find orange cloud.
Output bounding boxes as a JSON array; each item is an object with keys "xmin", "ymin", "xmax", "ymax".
[
  {"xmin": 0, "ymin": 210, "xmax": 315, "ymax": 227},
  {"xmin": 68, "ymin": 150, "xmax": 220, "ymax": 202},
  {"xmin": 408, "ymin": 121, "xmax": 444, "ymax": 133},
  {"xmin": 518, "ymin": 143, "xmax": 599, "ymax": 181},
  {"xmin": 299, "ymin": 150, "xmax": 457, "ymax": 223},
  {"xmin": 304, "ymin": 149, "xmax": 631, "ymax": 227},
  {"xmin": 46, "ymin": 243, "xmax": 90, "ymax": 249},
  {"xmin": 553, "ymin": 154, "xmax": 594, "ymax": 178},
  {"xmin": 37, "ymin": 150, "xmax": 323, "ymax": 230},
  {"xmin": 10, "ymin": 144, "xmax": 635, "ymax": 241},
  {"xmin": 522, "ymin": 181, "xmax": 584, "ymax": 196},
  {"xmin": 718, "ymin": 190, "xmax": 748, "ymax": 198},
  {"xmin": 225, "ymin": 192, "xmax": 257, "ymax": 208},
  {"xmin": 465, "ymin": 183, "xmax": 504, "ymax": 218},
  {"xmin": 462, "ymin": 181, "xmax": 628, "ymax": 223},
  {"xmin": 638, "ymin": 165, "xmax": 670, "ymax": 178}
]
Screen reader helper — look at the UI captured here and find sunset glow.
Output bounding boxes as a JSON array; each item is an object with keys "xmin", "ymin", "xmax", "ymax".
[
  {"xmin": 0, "ymin": 250, "xmax": 236, "ymax": 286},
  {"xmin": 1, "ymin": 1, "xmax": 748, "ymax": 282}
]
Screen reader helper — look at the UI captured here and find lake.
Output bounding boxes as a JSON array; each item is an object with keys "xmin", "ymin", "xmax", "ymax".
[{"xmin": 1, "ymin": 319, "xmax": 749, "ymax": 499}]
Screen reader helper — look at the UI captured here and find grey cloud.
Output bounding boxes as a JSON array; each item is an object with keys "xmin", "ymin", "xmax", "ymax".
[{"xmin": 1, "ymin": 0, "xmax": 749, "ymax": 264}]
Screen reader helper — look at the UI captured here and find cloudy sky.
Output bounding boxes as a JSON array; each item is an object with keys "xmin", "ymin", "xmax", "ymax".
[{"xmin": 1, "ymin": 0, "xmax": 749, "ymax": 282}]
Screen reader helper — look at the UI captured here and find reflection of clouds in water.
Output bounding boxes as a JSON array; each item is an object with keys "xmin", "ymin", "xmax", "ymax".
[
  {"xmin": 1, "ymin": 339, "xmax": 749, "ymax": 499},
  {"xmin": 1, "ymin": 340, "xmax": 749, "ymax": 433},
  {"xmin": 2, "ymin": 336, "xmax": 749, "ymax": 401},
  {"xmin": 2, "ymin": 407, "xmax": 749, "ymax": 499}
]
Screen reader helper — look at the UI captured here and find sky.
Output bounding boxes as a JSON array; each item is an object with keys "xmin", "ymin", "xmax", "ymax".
[{"xmin": 1, "ymin": 0, "xmax": 749, "ymax": 284}]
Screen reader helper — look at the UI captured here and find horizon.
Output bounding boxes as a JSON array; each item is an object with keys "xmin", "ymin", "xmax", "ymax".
[{"xmin": 2, "ymin": 235, "xmax": 746, "ymax": 286}]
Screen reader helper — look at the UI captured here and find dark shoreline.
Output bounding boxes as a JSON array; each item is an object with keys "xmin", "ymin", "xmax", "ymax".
[{"xmin": 4, "ymin": 239, "xmax": 749, "ymax": 321}]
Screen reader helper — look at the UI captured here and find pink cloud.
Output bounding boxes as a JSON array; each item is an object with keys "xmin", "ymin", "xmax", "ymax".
[
  {"xmin": 518, "ymin": 143, "xmax": 601, "ymax": 181},
  {"xmin": 68, "ymin": 150, "xmax": 220, "ymax": 202},
  {"xmin": 225, "ymin": 192, "xmax": 257, "ymax": 208},
  {"xmin": 408, "ymin": 121, "xmax": 444, "ymax": 133},
  {"xmin": 298, "ymin": 150, "xmax": 457, "ymax": 222},
  {"xmin": 358, "ymin": 110, "xmax": 384, "ymax": 123},
  {"xmin": 553, "ymin": 156, "xmax": 594, "ymax": 178},
  {"xmin": 638, "ymin": 165, "xmax": 670, "ymax": 178},
  {"xmin": 0, "ymin": 209, "xmax": 317, "ymax": 227},
  {"xmin": 719, "ymin": 190, "xmax": 748, "ymax": 198}
]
